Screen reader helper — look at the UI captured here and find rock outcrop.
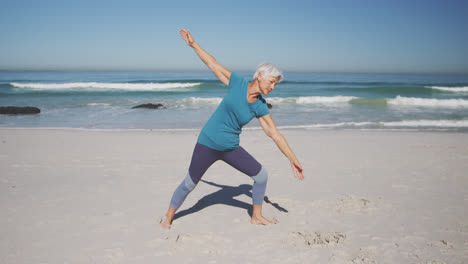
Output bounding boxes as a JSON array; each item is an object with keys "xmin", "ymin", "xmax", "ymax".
[
  {"xmin": 132, "ymin": 103, "xmax": 165, "ymax": 109},
  {"xmin": 0, "ymin": 106, "xmax": 41, "ymax": 115}
]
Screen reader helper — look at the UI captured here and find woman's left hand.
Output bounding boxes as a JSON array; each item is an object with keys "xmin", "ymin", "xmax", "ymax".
[
  {"xmin": 290, "ymin": 160, "xmax": 305, "ymax": 180},
  {"xmin": 180, "ymin": 28, "xmax": 195, "ymax": 47}
]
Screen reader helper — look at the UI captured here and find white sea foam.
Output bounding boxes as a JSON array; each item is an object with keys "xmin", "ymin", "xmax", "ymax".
[
  {"xmin": 249, "ymin": 120, "xmax": 468, "ymax": 129},
  {"xmin": 243, "ymin": 122, "xmax": 375, "ymax": 130},
  {"xmin": 86, "ymin": 103, "xmax": 110, "ymax": 106},
  {"xmin": 163, "ymin": 97, "xmax": 223, "ymax": 109},
  {"xmin": 268, "ymin": 96, "xmax": 357, "ymax": 104},
  {"xmin": 7, "ymin": 120, "xmax": 467, "ymax": 131},
  {"xmin": 170, "ymin": 96, "xmax": 356, "ymax": 108},
  {"xmin": 178, "ymin": 97, "xmax": 223, "ymax": 105},
  {"xmin": 10, "ymin": 82, "xmax": 201, "ymax": 91},
  {"xmin": 388, "ymin": 95, "xmax": 468, "ymax": 108},
  {"xmin": 280, "ymin": 122, "xmax": 374, "ymax": 128},
  {"xmin": 428, "ymin": 86, "xmax": 468, "ymax": 92},
  {"xmin": 382, "ymin": 120, "xmax": 468, "ymax": 127}
]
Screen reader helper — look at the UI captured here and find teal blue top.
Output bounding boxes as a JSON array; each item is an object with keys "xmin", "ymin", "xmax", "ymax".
[{"xmin": 197, "ymin": 72, "xmax": 270, "ymax": 151}]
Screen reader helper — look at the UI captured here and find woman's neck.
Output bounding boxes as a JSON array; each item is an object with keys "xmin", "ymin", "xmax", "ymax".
[{"xmin": 247, "ymin": 79, "xmax": 261, "ymax": 100}]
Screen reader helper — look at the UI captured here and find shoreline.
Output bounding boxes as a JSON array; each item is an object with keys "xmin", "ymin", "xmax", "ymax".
[{"xmin": 1, "ymin": 126, "xmax": 467, "ymax": 133}]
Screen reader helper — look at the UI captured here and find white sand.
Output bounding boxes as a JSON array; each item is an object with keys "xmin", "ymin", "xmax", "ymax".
[{"xmin": 0, "ymin": 128, "xmax": 467, "ymax": 264}]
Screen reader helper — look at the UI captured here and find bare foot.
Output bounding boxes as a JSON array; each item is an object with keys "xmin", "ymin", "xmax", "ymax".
[
  {"xmin": 159, "ymin": 217, "xmax": 171, "ymax": 230},
  {"xmin": 251, "ymin": 215, "xmax": 277, "ymax": 225}
]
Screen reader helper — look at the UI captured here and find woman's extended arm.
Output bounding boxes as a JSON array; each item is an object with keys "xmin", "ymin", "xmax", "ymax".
[
  {"xmin": 180, "ymin": 29, "xmax": 232, "ymax": 86},
  {"xmin": 258, "ymin": 114, "xmax": 305, "ymax": 180}
]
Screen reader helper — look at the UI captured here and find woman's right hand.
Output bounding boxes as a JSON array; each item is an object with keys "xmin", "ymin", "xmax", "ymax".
[
  {"xmin": 290, "ymin": 159, "xmax": 305, "ymax": 180},
  {"xmin": 180, "ymin": 28, "xmax": 195, "ymax": 47}
]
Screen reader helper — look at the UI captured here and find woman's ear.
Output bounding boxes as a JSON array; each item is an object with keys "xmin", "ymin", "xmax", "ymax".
[{"xmin": 257, "ymin": 72, "xmax": 262, "ymax": 80}]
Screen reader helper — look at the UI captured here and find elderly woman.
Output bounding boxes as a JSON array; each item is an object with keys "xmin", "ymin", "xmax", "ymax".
[{"xmin": 160, "ymin": 29, "xmax": 304, "ymax": 229}]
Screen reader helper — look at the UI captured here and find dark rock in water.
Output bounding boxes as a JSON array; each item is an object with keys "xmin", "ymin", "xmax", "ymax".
[
  {"xmin": 0, "ymin": 106, "xmax": 40, "ymax": 115},
  {"xmin": 267, "ymin": 103, "xmax": 273, "ymax": 109},
  {"xmin": 132, "ymin": 103, "xmax": 165, "ymax": 109}
]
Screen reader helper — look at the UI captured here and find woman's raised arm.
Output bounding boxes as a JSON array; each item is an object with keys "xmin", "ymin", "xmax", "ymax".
[{"xmin": 180, "ymin": 29, "xmax": 232, "ymax": 86}]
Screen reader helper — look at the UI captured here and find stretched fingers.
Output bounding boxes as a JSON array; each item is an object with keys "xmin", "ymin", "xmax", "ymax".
[
  {"xmin": 293, "ymin": 161, "xmax": 305, "ymax": 180},
  {"xmin": 179, "ymin": 31, "xmax": 187, "ymax": 40},
  {"xmin": 298, "ymin": 170, "xmax": 305, "ymax": 180},
  {"xmin": 179, "ymin": 29, "xmax": 194, "ymax": 47},
  {"xmin": 295, "ymin": 168, "xmax": 301, "ymax": 180},
  {"xmin": 291, "ymin": 161, "xmax": 299, "ymax": 179}
]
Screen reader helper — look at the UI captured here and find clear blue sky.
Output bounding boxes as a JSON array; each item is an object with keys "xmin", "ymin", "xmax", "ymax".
[{"xmin": 1, "ymin": 0, "xmax": 467, "ymax": 74}]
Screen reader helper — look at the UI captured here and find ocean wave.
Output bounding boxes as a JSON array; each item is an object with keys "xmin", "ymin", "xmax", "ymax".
[
  {"xmin": 83, "ymin": 103, "xmax": 111, "ymax": 106},
  {"xmin": 169, "ymin": 95, "xmax": 468, "ymax": 109},
  {"xmin": 280, "ymin": 80, "xmax": 405, "ymax": 86},
  {"xmin": 177, "ymin": 97, "xmax": 223, "ymax": 105},
  {"xmin": 278, "ymin": 122, "xmax": 374, "ymax": 128},
  {"xmin": 254, "ymin": 120, "xmax": 468, "ymax": 129},
  {"xmin": 349, "ymin": 98, "xmax": 388, "ymax": 107},
  {"xmin": 268, "ymin": 96, "xmax": 357, "ymax": 104},
  {"xmin": 10, "ymin": 82, "xmax": 201, "ymax": 91},
  {"xmin": 159, "ymin": 97, "xmax": 223, "ymax": 108},
  {"xmin": 329, "ymin": 86, "xmax": 437, "ymax": 95},
  {"xmin": 127, "ymin": 79, "xmax": 219, "ymax": 84},
  {"xmin": 388, "ymin": 96, "xmax": 468, "ymax": 108},
  {"xmin": 427, "ymin": 86, "xmax": 468, "ymax": 92},
  {"xmin": 158, "ymin": 96, "xmax": 356, "ymax": 108},
  {"xmin": 132, "ymin": 96, "xmax": 353, "ymax": 109},
  {"xmin": 381, "ymin": 120, "xmax": 468, "ymax": 127}
]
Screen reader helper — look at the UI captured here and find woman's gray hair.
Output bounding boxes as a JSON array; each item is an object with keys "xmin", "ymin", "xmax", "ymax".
[{"xmin": 253, "ymin": 63, "xmax": 284, "ymax": 83}]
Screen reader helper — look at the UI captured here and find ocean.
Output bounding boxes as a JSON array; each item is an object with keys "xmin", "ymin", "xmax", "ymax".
[{"xmin": 1, "ymin": 71, "xmax": 468, "ymax": 131}]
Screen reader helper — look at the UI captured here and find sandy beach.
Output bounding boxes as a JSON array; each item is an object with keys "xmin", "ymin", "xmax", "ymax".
[{"xmin": 0, "ymin": 128, "xmax": 467, "ymax": 264}]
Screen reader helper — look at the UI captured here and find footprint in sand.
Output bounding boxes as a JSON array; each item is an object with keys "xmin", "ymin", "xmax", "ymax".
[
  {"xmin": 329, "ymin": 250, "xmax": 378, "ymax": 264},
  {"xmin": 428, "ymin": 239, "xmax": 455, "ymax": 251},
  {"xmin": 350, "ymin": 256, "xmax": 377, "ymax": 264},
  {"xmin": 333, "ymin": 195, "xmax": 372, "ymax": 214},
  {"xmin": 287, "ymin": 231, "xmax": 346, "ymax": 248}
]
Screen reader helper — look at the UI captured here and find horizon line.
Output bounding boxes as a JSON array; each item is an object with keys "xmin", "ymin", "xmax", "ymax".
[{"xmin": 1, "ymin": 68, "xmax": 467, "ymax": 76}]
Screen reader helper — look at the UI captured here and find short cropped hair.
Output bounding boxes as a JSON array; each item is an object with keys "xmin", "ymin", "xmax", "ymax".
[{"xmin": 253, "ymin": 63, "xmax": 284, "ymax": 83}]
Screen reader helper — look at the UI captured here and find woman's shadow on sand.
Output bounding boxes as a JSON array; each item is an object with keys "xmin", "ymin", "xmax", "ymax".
[{"xmin": 173, "ymin": 179, "xmax": 288, "ymax": 221}]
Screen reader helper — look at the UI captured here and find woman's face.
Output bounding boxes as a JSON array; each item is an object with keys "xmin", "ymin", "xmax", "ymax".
[{"xmin": 258, "ymin": 73, "xmax": 279, "ymax": 96}]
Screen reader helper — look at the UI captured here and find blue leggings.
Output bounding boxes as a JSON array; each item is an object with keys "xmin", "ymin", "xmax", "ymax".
[{"xmin": 170, "ymin": 142, "xmax": 268, "ymax": 209}]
